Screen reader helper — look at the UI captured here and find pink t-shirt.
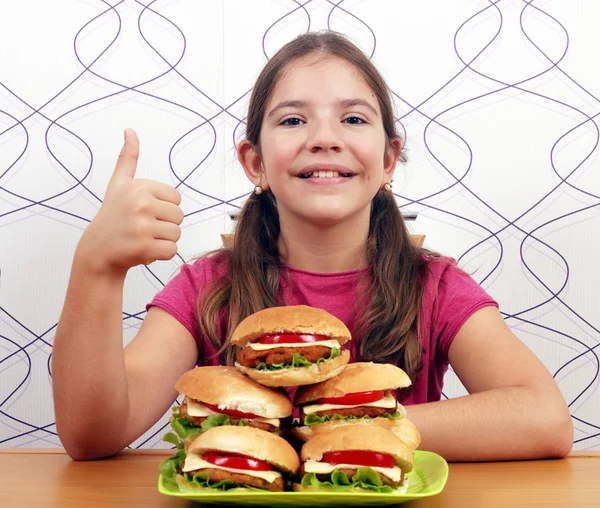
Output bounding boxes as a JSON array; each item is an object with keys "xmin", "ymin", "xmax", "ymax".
[{"xmin": 147, "ymin": 254, "xmax": 497, "ymax": 406}]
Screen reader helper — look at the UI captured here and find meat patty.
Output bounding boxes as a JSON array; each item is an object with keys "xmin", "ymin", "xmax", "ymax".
[
  {"xmin": 302, "ymin": 406, "xmax": 396, "ymax": 420},
  {"xmin": 301, "ymin": 466, "xmax": 404, "ymax": 488},
  {"xmin": 179, "ymin": 400, "xmax": 277, "ymax": 432},
  {"xmin": 187, "ymin": 467, "xmax": 284, "ymax": 492},
  {"xmin": 237, "ymin": 345, "xmax": 333, "ymax": 368}
]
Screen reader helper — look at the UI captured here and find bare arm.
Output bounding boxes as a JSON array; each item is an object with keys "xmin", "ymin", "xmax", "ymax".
[
  {"xmin": 53, "ymin": 276, "xmax": 197, "ymax": 460},
  {"xmin": 406, "ymin": 306, "xmax": 573, "ymax": 461},
  {"xmin": 52, "ymin": 129, "xmax": 194, "ymax": 460}
]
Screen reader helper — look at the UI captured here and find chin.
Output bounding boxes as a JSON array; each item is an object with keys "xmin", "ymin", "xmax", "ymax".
[{"xmin": 300, "ymin": 205, "xmax": 368, "ymax": 226}]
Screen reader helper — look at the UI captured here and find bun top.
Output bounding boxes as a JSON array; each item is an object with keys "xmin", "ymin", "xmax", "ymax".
[
  {"xmin": 231, "ymin": 305, "xmax": 352, "ymax": 347},
  {"xmin": 295, "ymin": 362, "xmax": 411, "ymax": 405},
  {"xmin": 174, "ymin": 366, "xmax": 292, "ymax": 418},
  {"xmin": 188, "ymin": 425, "xmax": 300, "ymax": 475},
  {"xmin": 300, "ymin": 425, "xmax": 413, "ymax": 472}
]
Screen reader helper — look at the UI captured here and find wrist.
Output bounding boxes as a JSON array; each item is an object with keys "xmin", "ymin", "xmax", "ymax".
[{"xmin": 73, "ymin": 240, "xmax": 128, "ymax": 283}]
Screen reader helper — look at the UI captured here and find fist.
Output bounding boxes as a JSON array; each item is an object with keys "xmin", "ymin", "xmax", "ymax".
[{"xmin": 80, "ymin": 129, "xmax": 184, "ymax": 273}]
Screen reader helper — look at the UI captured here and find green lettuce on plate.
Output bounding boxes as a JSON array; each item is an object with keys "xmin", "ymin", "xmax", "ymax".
[{"xmin": 300, "ymin": 467, "xmax": 396, "ymax": 493}]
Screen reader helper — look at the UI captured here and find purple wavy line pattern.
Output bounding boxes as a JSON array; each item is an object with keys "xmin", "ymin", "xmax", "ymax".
[{"xmin": 0, "ymin": 0, "xmax": 598, "ymax": 450}]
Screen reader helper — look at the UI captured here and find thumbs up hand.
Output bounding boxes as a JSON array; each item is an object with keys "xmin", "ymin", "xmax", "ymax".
[{"xmin": 77, "ymin": 129, "xmax": 184, "ymax": 276}]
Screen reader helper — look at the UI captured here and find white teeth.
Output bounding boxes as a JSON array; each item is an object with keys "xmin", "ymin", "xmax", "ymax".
[{"xmin": 310, "ymin": 170, "xmax": 340, "ymax": 178}]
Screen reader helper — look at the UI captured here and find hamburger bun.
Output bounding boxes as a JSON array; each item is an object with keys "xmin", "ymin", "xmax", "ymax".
[
  {"xmin": 235, "ymin": 349, "xmax": 350, "ymax": 387},
  {"xmin": 231, "ymin": 305, "xmax": 352, "ymax": 347},
  {"xmin": 174, "ymin": 366, "xmax": 292, "ymax": 418},
  {"xmin": 187, "ymin": 425, "xmax": 300, "ymax": 475},
  {"xmin": 295, "ymin": 362, "xmax": 411, "ymax": 405},
  {"xmin": 300, "ymin": 425, "xmax": 413, "ymax": 473},
  {"xmin": 391, "ymin": 417, "xmax": 422, "ymax": 450}
]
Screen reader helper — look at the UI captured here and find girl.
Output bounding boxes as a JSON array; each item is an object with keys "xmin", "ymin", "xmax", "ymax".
[{"xmin": 52, "ymin": 31, "xmax": 572, "ymax": 461}]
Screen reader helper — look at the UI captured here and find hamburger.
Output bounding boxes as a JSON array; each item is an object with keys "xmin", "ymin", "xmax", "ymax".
[
  {"xmin": 167, "ymin": 366, "xmax": 293, "ymax": 450},
  {"xmin": 294, "ymin": 425, "xmax": 413, "ymax": 493},
  {"xmin": 392, "ymin": 417, "xmax": 422, "ymax": 451},
  {"xmin": 172, "ymin": 425, "xmax": 300, "ymax": 492},
  {"xmin": 293, "ymin": 362, "xmax": 418, "ymax": 444},
  {"xmin": 231, "ymin": 305, "xmax": 351, "ymax": 387}
]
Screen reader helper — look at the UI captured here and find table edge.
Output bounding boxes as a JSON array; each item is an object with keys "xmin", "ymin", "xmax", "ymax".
[{"xmin": 0, "ymin": 448, "xmax": 598, "ymax": 458}]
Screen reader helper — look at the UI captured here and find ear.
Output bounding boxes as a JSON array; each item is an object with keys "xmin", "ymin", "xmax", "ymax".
[
  {"xmin": 237, "ymin": 140, "xmax": 269, "ymax": 191},
  {"xmin": 383, "ymin": 137, "xmax": 402, "ymax": 182}
]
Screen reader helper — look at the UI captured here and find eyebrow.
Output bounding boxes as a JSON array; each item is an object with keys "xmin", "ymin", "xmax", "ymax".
[{"xmin": 267, "ymin": 98, "xmax": 379, "ymax": 118}]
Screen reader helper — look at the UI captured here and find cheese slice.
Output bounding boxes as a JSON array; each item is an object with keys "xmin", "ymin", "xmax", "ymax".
[
  {"xmin": 248, "ymin": 339, "xmax": 341, "ymax": 351},
  {"xmin": 303, "ymin": 459, "xmax": 402, "ymax": 483},
  {"xmin": 302, "ymin": 390, "xmax": 398, "ymax": 415},
  {"xmin": 182, "ymin": 454, "xmax": 282, "ymax": 483},
  {"xmin": 186, "ymin": 399, "xmax": 220, "ymax": 417},
  {"xmin": 185, "ymin": 398, "xmax": 280, "ymax": 428}
]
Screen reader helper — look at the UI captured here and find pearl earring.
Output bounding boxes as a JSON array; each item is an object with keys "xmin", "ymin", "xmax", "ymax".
[
  {"xmin": 383, "ymin": 182, "xmax": 393, "ymax": 192},
  {"xmin": 254, "ymin": 185, "xmax": 263, "ymax": 195}
]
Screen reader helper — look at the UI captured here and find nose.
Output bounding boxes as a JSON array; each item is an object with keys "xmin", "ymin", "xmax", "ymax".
[{"xmin": 305, "ymin": 118, "xmax": 343, "ymax": 153}]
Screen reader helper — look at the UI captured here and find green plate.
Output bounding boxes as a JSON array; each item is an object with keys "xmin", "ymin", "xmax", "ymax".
[{"xmin": 157, "ymin": 450, "xmax": 448, "ymax": 506}]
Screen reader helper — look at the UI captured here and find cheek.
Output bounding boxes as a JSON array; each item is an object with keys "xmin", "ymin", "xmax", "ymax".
[
  {"xmin": 350, "ymin": 130, "xmax": 387, "ymax": 161},
  {"xmin": 262, "ymin": 136, "xmax": 297, "ymax": 168},
  {"xmin": 356, "ymin": 144, "xmax": 386, "ymax": 175}
]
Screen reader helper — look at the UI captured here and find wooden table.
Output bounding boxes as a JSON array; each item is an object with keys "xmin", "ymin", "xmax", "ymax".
[{"xmin": 1, "ymin": 449, "xmax": 598, "ymax": 507}]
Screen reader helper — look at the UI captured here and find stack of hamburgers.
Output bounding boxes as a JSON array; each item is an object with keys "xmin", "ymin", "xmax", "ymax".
[
  {"xmin": 160, "ymin": 366, "xmax": 295, "ymax": 491},
  {"xmin": 161, "ymin": 305, "xmax": 421, "ymax": 494}
]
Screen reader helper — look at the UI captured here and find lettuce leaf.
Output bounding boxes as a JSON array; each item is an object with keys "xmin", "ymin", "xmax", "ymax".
[
  {"xmin": 162, "ymin": 431, "xmax": 184, "ymax": 449},
  {"xmin": 318, "ymin": 347, "xmax": 341, "ymax": 363},
  {"xmin": 159, "ymin": 448, "xmax": 186, "ymax": 491},
  {"xmin": 201, "ymin": 414, "xmax": 247, "ymax": 431},
  {"xmin": 255, "ymin": 348, "xmax": 341, "ymax": 371},
  {"xmin": 171, "ymin": 415, "xmax": 202, "ymax": 440},
  {"xmin": 304, "ymin": 410, "xmax": 401, "ymax": 426},
  {"xmin": 169, "ymin": 405, "xmax": 249, "ymax": 438},
  {"xmin": 183, "ymin": 471, "xmax": 263, "ymax": 491},
  {"xmin": 300, "ymin": 467, "xmax": 395, "ymax": 493}
]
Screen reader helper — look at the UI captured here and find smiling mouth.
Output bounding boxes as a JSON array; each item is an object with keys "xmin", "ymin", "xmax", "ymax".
[{"xmin": 298, "ymin": 170, "xmax": 354, "ymax": 179}]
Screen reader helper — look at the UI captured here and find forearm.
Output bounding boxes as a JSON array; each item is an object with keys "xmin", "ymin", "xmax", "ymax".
[
  {"xmin": 406, "ymin": 387, "xmax": 573, "ymax": 462},
  {"xmin": 52, "ymin": 249, "xmax": 130, "ymax": 459}
]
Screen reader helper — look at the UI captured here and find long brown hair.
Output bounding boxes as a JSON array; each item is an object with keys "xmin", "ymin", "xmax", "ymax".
[{"xmin": 198, "ymin": 31, "xmax": 433, "ymax": 384}]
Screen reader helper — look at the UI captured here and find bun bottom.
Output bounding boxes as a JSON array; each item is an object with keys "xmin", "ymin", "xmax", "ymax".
[{"xmin": 235, "ymin": 350, "xmax": 350, "ymax": 387}]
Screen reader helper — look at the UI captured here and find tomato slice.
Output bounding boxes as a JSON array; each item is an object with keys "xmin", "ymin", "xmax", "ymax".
[
  {"xmin": 323, "ymin": 450, "xmax": 395, "ymax": 469},
  {"xmin": 258, "ymin": 334, "xmax": 330, "ymax": 345},
  {"xmin": 204, "ymin": 403, "xmax": 258, "ymax": 419},
  {"xmin": 203, "ymin": 451, "xmax": 272, "ymax": 471},
  {"xmin": 318, "ymin": 390, "xmax": 385, "ymax": 406}
]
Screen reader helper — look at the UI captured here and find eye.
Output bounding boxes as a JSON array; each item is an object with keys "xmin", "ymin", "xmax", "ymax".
[
  {"xmin": 343, "ymin": 116, "xmax": 366, "ymax": 125},
  {"xmin": 280, "ymin": 117, "xmax": 304, "ymax": 126}
]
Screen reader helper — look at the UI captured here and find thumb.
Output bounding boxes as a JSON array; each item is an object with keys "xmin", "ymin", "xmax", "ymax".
[{"xmin": 109, "ymin": 128, "xmax": 139, "ymax": 186}]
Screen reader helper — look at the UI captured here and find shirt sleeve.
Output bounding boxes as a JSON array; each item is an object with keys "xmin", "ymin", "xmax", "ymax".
[
  {"xmin": 429, "ymin": 259, "xmax": 499, "ymax": 363},
  {"xmin": 146, "ymin": 262, "xmax": 204, "ymax": 342}
]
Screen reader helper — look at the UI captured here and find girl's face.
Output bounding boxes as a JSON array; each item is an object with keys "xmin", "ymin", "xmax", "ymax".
[{"xmin": 245, "ymin": 55, "xmax": 398, "ymax": 226}]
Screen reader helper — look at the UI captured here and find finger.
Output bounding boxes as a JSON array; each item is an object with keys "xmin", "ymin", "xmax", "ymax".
[
  {"xmin": 150, "ymin": 239, "xmax": 178, "ymax": 261},
  {"xmin": 146, "ymin": 180, "xmax": 181, "ymax": 205},
  {"xmin": 152, "ymin": 220, "xmax": 181, "ymax": 243},
  {"xmin": 153, "ymin": 201, "xmax": 184, "ymax": 225},
  {"xmin": 110, "ymin": 129, "xmax": 140, "ymax": 187}
]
